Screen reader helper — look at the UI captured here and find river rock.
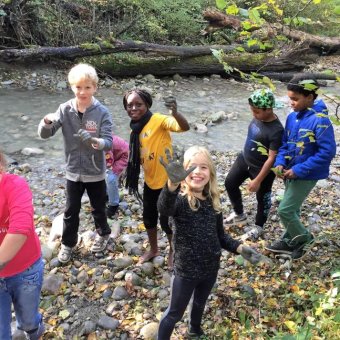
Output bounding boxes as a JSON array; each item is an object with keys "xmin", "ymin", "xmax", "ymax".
[
  {"xmin": 42, "ymin": 273, "xmax": 64, "ymax": 294},
  {"xmin": 125, "ymin": 272, "xmax": 141, "ymax": 286},
  {"xmin": 194, "ymin": 123, "xmax": 208, "ymax": 133},
  {"xmin": 97, "ymin": 315, "xmax": 119, "ymax": 330},
  {"xmin": 21, "ymin": 147, "xmax": 44, "ymax": 155},
  {"xmin": 140, "ymin": 322, "xmax": 159, "ymax": 340},
  {"xmin": 113, "ymin": 286, "xmax": 129, "ymax": 300},
  {"xmin": 112, "ymin": 256, "xmax": 133, "ymax": 269},
  {"xmin": 80, "ymin": 320, "xmax": 97, "ymax": 335},
  {"xmin": 141, "ymin": 262, "xmax": 154, "ymax": 276}
]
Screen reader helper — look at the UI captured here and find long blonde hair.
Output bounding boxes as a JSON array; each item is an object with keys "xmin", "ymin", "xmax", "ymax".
[
  {"xmin": 0, "ymin": 149, "xmax": 7, "ymax": 173},
  {"xmin": 181, "ymin": 146, "xmax": 221, "ymax": 212}
]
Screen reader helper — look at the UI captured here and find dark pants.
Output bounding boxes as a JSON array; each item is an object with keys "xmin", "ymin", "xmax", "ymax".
[
  {"xmin": 143, "ymin": 182, "xmax": 171, "ymax": 235},
  {"xmin": 224, "ymin": 153, "xmax": 275, "ymax": 227},
  {"xmin": 62, "ymin": 179, "xmax": 111, "ymax": 247},
  {"xmin": 157, "ymin": 274, "xmax": 217, "ymax": 340}
]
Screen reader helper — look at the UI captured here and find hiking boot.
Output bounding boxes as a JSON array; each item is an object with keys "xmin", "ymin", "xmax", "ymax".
[
  {"xmin": 241, "ymin": 225, "xmax": 264, "ymax": 241},
  {"xmin": 265, "ymin": 240, "xmax": 296, "ymax": 254},
  {"xmin": 291, "ymin": 235, "xmax": 315, "ymax": 261},
  {"xmin": 58, "ymin": 245, "xmax": 73, "ymax": 263},
  {"xmin": 187, "ymin": 326, "xmax": 205, "ymax": 339},
  {"xmin": 91, "ymin": 234, "xmax": 110, "ymax": 252},
  {"xmin": 224, "ymin": 212, "xmax": 247, "ymax": 226},
  {"xmin": 106, "ymin": 205, "xmax": 118, "ymax": 219}
]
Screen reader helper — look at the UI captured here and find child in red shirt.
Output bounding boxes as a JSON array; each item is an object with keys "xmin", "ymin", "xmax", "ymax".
[{"xmin": 0, "ymin": 150, "xmax": 44, "ymax": 339}]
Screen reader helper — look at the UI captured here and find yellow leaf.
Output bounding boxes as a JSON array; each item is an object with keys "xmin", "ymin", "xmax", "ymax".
[
  {"xmin": 58, "ymin": 309, "xmax": 70, "ymax": 320},
  {"xmin": 138, "ymin": 223, "xmax": 145, "ymax": 231},
  {"xmin": 290, "ymin": 285, "xmax": 299, "ymax": 292},
  {"xmin": 284, "ymin": 320, "xmax": 297, "ymax": 332},
  {"xmin": 266, "ymin": 298, "xmax": 278, "ymax": 307},
  {"xmin": 98, "ymin": 284, "xmax": 109, "ymax": 292}
]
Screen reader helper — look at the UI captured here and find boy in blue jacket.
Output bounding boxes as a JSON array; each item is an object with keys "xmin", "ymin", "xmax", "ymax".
[{"xmin": 266, "ymin": 75, "xmax": 336, "ymax": 260}]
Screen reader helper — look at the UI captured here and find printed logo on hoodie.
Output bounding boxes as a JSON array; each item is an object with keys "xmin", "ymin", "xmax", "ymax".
[{"xmin": 85, "ymin": 120, "xmax": 98, "ymax": 133}]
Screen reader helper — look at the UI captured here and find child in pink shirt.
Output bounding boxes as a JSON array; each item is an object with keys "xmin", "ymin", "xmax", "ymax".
[{"xmin": 105, "ymin": 135, "xmax": 129, "ymax": 218}]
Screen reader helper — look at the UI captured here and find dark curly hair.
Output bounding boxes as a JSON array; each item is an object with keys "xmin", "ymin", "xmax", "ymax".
[
  {"xmin": 123, "ymin": 89, "xmax": 153, "ymax": 110},
  {"xmin": 287, "ymin": 74, "xmax": 319, "ymax": 100}
]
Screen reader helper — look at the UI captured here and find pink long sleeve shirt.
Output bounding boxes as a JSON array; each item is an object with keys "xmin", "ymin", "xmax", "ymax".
[
  {"xmin": 0, "ymin": 173, "xmax": 41, "ymax": 278},
  {"xmin": 105, "ymin": 135, "xmax": 129, "ymax": 175}
]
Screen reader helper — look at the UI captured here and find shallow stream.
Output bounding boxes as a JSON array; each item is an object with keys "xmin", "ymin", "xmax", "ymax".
[{"xmin": 0, "ymin": 76, "xmax": 338, "ymax": 166}]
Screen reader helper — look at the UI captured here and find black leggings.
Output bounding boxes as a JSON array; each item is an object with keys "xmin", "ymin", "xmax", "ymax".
[
  {"xmin": 143, "ymin": 182, "xmax": 172, "ymax": 235},
  {"xmin": 157, "ymin": 274, "xmax": 217, "ymax": 340},
  {"xmin": 224, "ymin": 153, "xmax": 275, "ymax": 227}
]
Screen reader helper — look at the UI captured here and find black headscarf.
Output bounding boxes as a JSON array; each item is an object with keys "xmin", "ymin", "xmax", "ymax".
[{"xmin": 125, "ymin": 110, "xmax": 153, "ymax": 201}]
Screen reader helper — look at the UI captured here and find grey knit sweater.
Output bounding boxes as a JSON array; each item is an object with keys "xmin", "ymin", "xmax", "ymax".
[{"xmin": 157, "ymin": 185, "xmax": 241, "ymax": 279}]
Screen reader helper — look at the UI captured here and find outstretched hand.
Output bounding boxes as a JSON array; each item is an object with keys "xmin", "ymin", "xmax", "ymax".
[
  {"xmin": 239, "ymin": 245, "xmax": 272, "ymax": 266},
  {"xmin": 77, "ymin": 129, "xmax": 94, "ymax": 145},
  {"xmin": 159, "ymin": 148, "xmax": 196, "ymax": 184},
  {"xmin": 163, "ymin": 96, "xmax": 177, "ymax": 115}
]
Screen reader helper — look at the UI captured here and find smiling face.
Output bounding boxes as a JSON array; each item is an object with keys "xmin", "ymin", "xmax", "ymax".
[
  {"xmin": 71, "ymin": 78, "xmax": 97, "ymax": 109},
  {"xmin": 125, "ymin": 92, "xmax": 149, "ymax": 121},
  {"xmin": 287, "ymin": 90, "xmax": 314, "ymax": 112},
  {"xmin": 184, "ymin": 152, "xmax": 211, "ymax": 194}
]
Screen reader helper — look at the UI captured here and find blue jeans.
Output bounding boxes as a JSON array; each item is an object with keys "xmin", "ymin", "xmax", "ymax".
[
  {"xmin": 105, "ymin": 169, "xmax": 120, "ymax": 206},
  {"xmin": 0, "ymin": 257, "xmax": 44, "ymax": 340}
]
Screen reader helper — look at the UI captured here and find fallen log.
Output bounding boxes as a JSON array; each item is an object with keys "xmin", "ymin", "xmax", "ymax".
[
  {"xmin": 202, "ymin": 9, "xmax": 340, "ymax": 53},
  {"xmin": 96, "ymin": 49, "xmax": 319, "ymax": 77},
  {"xmin": 0, "ymin": 40, "xmax": 241, "ymax": 63}
]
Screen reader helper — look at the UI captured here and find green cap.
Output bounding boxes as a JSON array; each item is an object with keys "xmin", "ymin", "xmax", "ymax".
[{"xmin": 248, "ymin": 89, "xmax": 275, "ymax": 109}]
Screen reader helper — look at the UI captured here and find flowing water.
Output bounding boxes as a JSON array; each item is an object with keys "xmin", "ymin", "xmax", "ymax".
[{"xmin": 1, "ymin": 77, "xmax": 338, "ymax": 166}]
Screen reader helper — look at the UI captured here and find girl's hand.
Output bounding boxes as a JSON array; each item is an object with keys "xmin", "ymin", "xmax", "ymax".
[
  {"xmin": 159, "ymin": 148, "xmax": 196, "ymax": 185},
  {"xmin": 238, "ymin": 245, "xmax": 272, "ymax": 266},
  {"xmin": 247, "ymin": 179, "xmax": 260, "ymax": 192},
  {"xmin": 163, "ymin": 96, "xmax": 177, "ymax": 115}
]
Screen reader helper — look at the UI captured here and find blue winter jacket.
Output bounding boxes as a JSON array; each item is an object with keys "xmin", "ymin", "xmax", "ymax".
[{"xmin": 274, "ymin": 99, "xmax": 336, "ymax": 180}]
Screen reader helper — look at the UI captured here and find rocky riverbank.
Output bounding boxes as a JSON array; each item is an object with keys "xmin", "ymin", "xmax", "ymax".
[
  {"xmin": 7, "ymin": 148, "xmax": 340, "ymax": 340},
  {"xmin": 2, "ymin": 57, "xmax": 340, "ymax": 339}
]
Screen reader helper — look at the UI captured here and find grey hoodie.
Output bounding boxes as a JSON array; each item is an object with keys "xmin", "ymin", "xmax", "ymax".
[{"xmin": 38, "ymin": 97, "xmax": 113, "ymax": 182}]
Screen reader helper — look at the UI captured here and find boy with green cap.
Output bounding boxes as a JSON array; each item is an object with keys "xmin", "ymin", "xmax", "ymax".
[{"xmin": 225, "ymin": 88, "xmax": 284, "ymax": 240}]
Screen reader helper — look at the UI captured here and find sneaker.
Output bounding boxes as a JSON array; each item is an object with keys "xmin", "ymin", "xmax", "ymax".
[
  {"xmin": 265, "ymin": 240, "xmax": 296, "ymax": 254},
  {"xmin": 58, "ymin": 245, "xmax": 73, "ymax": 263},
  {"xmin": 106, "ymin": 205, "xmax": 118, "ymax": 219},
  {"xmin": 241, "ymin": 225, "xmax": 264, "ymax": 241},
  {"xmin": 91, "ymin": 234, "xmax": 110, "ymax": 252},
  {"xmin": 187, "ymin": 326, "xmax": 204, "ymax": 339},
  {"xmin": 291, "ymin": 236, "xmax": 315, "ymax": 261},
  {"xmin": 224, "ymin": 212, "xmax": 247, "ymax": 226}
]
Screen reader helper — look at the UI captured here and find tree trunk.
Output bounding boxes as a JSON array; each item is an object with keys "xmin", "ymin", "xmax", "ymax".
[
  {"xmin": 96, "ymin": 49, "xmax": 319, "ymax": 77},
  {"xmin": 0, "ymin": 40, "xmax": 240, "ymax": 62},
  {"xmin": 202, "ymin": 10, "xmax": 340, "ymax": 53}
]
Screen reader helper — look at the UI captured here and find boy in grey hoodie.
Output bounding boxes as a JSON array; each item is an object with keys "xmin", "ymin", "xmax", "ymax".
[{"xmin": 38, "ymin": 63, "xmax": 113, "ymax": 263}]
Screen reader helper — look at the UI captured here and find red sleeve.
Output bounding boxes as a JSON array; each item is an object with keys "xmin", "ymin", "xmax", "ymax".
[{"xmin": 6, "ymin": 175, "xmax": 34, "ymax": 236}]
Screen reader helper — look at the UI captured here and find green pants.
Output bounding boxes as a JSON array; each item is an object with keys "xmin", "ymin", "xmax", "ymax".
[{"xmin": 278, "ymin": 179, "xmax": 317, "ymax": 246}]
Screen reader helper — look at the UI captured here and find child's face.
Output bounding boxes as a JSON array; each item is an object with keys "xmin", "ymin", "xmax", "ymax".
[
  {"xmin": 71, "ymin": 79, "xmax": 97, "ymax": 107},
  {"xmin": 185, "ymin": 153, "xmax": 210, "ymax": 193},
  {"xmin": 287, "ymin": 90, "xmax": 314, "ymax": 112},
  {"xmin": 250, "ymin": 106, "xmax": 274, "ymax": 122},
  {"xmin": 125, "ymin": 92, "xmax": 148, "ymax": 121}
]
